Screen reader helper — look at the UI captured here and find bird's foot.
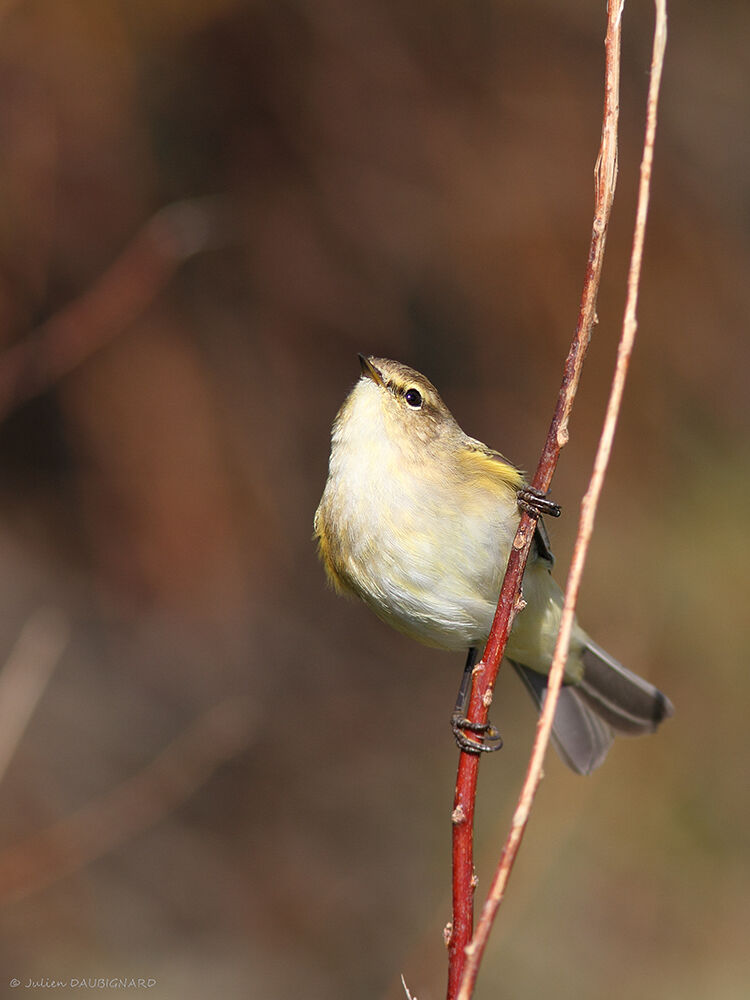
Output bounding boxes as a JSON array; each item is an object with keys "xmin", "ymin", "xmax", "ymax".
[
  {"xmin": 451, "ymin": 713, "xmax": 504, "ymax": 755},
  {"xmin": 517, "ymin": 486, "xmax": 561, "ymax": 519}
]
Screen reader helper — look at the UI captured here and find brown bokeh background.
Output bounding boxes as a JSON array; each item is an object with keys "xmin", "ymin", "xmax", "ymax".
[{"xmin": 0, "ymin": 2, "xmax": 746, "ymax": 997}]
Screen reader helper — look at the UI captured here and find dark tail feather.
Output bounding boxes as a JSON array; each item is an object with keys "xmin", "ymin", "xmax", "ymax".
[
  {"xmin": 511, "ymin": 662, "xmax": 614, "ymax": 776},
  {"xmin": 578, "ymin": 639, "xmax": 675, "ymax": 735},
  {"xmin": 512, "ymin": 643, "xmax": 674, "ymax": 776}
]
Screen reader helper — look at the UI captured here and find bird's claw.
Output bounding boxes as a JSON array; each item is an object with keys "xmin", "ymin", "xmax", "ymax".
[
  {"xmin": 517, "ymin": 486, "xmax": 561, "ymax": 519},
  {"xmin": 451, "ymin": 713, "xmax": 504, "ymax": 755}
]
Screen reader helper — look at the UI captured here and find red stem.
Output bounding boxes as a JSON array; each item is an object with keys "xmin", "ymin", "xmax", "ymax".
[
  {"xmin": 456, "ymin": 5, "xmax": 666, "ymax": 993},
  {"xmin": 447, "ymin": 534, "xmax": 532, "ymax": 997},
  {"xmin": 446, "ymin": 3, "xmax": 624, "ymax": 996}
]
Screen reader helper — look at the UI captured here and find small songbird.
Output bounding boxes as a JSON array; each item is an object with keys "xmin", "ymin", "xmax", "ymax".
[{"xmin": 314, "ymin": 356, "xmax": 673, "ymax": 774}]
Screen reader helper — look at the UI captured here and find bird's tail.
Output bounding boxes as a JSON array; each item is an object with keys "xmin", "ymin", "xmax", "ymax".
[
  {"xmin": 511, "ymin": 639, "xmax": 674, "ymax": 776},
  {"xmin": 577, "ymin": 638, "xmax": 674, "ymax": 734}
]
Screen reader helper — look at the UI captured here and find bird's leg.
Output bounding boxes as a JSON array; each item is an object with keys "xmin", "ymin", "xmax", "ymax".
[
  {"xmin": 517, "ymin": 485, "xmax": 561, "ymax": 519},
  {"xmin": 451, "ymin": 647, "xmax": 503, "ymax": 755}
]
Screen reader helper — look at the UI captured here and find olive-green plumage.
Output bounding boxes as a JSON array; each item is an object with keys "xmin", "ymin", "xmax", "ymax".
[{"xmin": 314, "ymin": 356, "xmax": 673, "ymax": 774}]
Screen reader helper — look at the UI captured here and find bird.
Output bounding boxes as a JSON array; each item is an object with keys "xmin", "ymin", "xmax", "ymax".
[{"xmin": 313, "ymin": 355, "xmax": 673, "ymax": 774}]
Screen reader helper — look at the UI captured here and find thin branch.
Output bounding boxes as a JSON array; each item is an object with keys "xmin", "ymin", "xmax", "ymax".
[
  {"xmin": 0, "ymin": 698, "xmax": 256, "ymax": 904},
  {"xmin": 455, "ymin": 3, "xmax": 667, "ymax": 997},
  {"xmin": 0, "ymin": 196, "xmax": 231, "ymax": 423},
  {"xmin": 446, "ymin": 6, "xmax": 624, "ymax": 997},
  {"xmin": 401, "ymin": 974, "xmax": 417, "ymax": 1000},
  {"xmin": 0, "ymin": 609, "xmax": 69, "ymax": 785}
]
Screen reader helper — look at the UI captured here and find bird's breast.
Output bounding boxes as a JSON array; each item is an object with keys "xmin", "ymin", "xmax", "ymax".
[{"xmin": 318, "ymin": 411, "xmax": 519, "ymax": 649}]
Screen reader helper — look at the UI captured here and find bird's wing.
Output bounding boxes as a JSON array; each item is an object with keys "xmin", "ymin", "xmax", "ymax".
[
  {"xmin": 460, "ymin": 439, "xmax": 524, "ymax": 493},
  {"xmin": 462, "ymin": 440, "xmax": 555, "ymax": 567}
]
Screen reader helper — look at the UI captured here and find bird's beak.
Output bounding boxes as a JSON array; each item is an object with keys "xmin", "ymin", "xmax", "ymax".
[{"xmin": 358, "ymin": 354, "xmax": 384, "ymax": 386}]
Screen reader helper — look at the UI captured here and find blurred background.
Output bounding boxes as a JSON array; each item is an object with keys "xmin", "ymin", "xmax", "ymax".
[{"xmin": 0, "ymin": 1, "xmax": 746, "ymax": 997}]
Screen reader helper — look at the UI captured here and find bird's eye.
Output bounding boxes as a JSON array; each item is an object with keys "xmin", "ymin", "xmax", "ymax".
[{"xmin": 404, "ymin": 388, "xmax": 423, "ymax": 408}]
